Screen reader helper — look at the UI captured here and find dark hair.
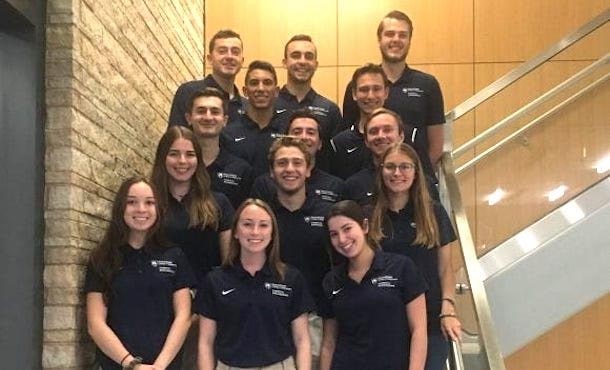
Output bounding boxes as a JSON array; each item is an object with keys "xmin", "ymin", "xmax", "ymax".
[
  {"xmin": 369, "ymin": 143, "xmax": 439, "ymax": 247},
  {"xmin": 267, "ymin": 136, "xmax": 313, "ymax": 169},
  {"xmin": 223, "ymin": 199, "xmax": 286, "ymax": 280},
  {"xmin": 245, "ymin": 60, "xmax": 278, "ymax": 84},
  {"xmin": 186, "ymin": 87, "xmax": 228, "ymax": 116},
  {"xmin": 376, "ymin": 10, "xmax": 413, "ymax": 39},
  {"xmin": 326, "ymin": 200, "xmax": 379, "ymax": 249},
  {"xmin": 351, "ymin": 63, "xmax": 389, "ymax": 91},
  {"xmin": 285, "ymin": 109, "xmax": 322, "ymax": 134},
  {"xmin": 89, "ymin": 177, "xmax": 166, "ymax": 301},
  {"xmin": 363, "ymin": 108, "xmax": 406, "ymax": 140},
  {"xmin": 208, "ymin": 29, "xmax": 242, "ymax": 53},
  {"xmin": 283, "ymin": 34, "xmax": 315, "ymax": 59},
  {"xmin": 151, "ymin": 126, "xmax": 220, "ymax": 230}
]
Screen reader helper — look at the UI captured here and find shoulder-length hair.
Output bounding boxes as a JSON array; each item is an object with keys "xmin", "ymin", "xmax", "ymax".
[
  {"xmin": 326, "ymin": 200, "xmax": 379, "ymax": 250},
  {"xmin": 223, "ymin": 198, "xmax": 286, "ymax": 280},
  {"xmin": 151, "ymin": 126, "xmax": 220, "ymax": 230},
  {"xmin": 89, "ymin": 177, "xmax": 166, "ymax": 300},
  {"xmin": 370, "ymin": 143, "xmax": 440, "ymax": 248}
]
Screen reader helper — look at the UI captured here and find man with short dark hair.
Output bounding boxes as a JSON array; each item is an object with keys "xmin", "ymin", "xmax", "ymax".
[
  {"xmin": 186, "ymin": 87, "xmax": 254, "ymax": 209},
  {"xmin": 169, "ymin": 29, "xmax": 246, "ymax": 125},
  {"xmin": 341, "ymin": 10, "xmax": 446, "ymax": 180},
  {"xmin": 276, "ymin": 35, "xmax": 343, "ymax": 172},
  {"xmin": 221, "ymin": 61, "xmax": 289, "ymax": 176}
]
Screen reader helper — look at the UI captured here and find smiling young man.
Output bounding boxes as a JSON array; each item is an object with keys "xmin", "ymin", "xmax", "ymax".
[
  {"xmin": 185, "ymin": 87, "xmax": 254, "ymax": 209},
  {"xmin": 275, "ymin": 35, "xmax": 343, "ymax": 171},
  {"xmin": 221, "ymin": 60, "xmax": 289, "ymax": 176},
  {"xmin": 341, "ymin": 11, "xmax": 447, "ymax": 181},
  {"xmin": 251, "ymin": 110, "xmax": 345, "ymax": 204},
  {"xmin": 267, "ymin": 137, "xmax": 333, "ymax": 368},
  {"xmin": 169, "ymin": 29, "xmax": 247, "ymax": 126}
]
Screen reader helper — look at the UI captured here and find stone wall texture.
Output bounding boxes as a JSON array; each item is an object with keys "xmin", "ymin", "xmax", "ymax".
[{"xmin": 44, "ymin": 0, "xmax": 204, "ymax": 368}]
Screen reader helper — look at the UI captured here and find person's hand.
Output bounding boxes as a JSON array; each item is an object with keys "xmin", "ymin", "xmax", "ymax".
[{"xmin": 440, "ymin": 315, "xmax": 462, "ymax": 342}]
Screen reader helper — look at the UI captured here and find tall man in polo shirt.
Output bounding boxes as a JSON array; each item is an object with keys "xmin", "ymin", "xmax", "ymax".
[
  {"xmin": 267, "ymin": 137, "xmax": 332, "ymax": 368},
  {"xmin": 222, "ymin": 60, "xmax": 289, "ymax": 177},
  {"xmin": 185, "ymin": 87, "xmax": 254, "ymax": 209},
  {"xmin": 276, "ymin": 34, "xmax": 343, "ymax": 171},
  {"xmin": 251, "ymin": 110, "xmax": 345, "ymax": 204},
  {"xmin": 342, "ymin": 10, "xmax": 446, "ymax": 180},
  {"xmin": 330, "ymin": 64, "xmax": 389, "ymax": 180},
  {"xmin": 169, "ymin": 29, "xmax": 246, "ymax": 125}
]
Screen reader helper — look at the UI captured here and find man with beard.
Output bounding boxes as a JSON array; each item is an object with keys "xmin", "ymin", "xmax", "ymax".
[
  {"xmin": 341, "ymin": 10, "xmax": 446, "ymax": 182},
  {"xmin": 275, "ymin": 35, "xmax": 343, "ymax": 172},
  {"xmin": 267, "ymin": 136, "xmax": 332, "ymax": 369},
  {"xmin": 221, "ymin": 61, "xmax": 289, "ymax": 176},
  {"xmin": 169, "ymin": 29, "xmax": 246, "ymax": 125}
]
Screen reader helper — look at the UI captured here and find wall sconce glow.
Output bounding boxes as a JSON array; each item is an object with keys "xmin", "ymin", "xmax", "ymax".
[
  {"xmin": 546, "ymin": 185, "xmax": 568, "ymax": 202},
  {"xmin": 560, "ymin": 201, "xmax": 585, "ymax": 224},
  {"xmin": 595, "ymin": 156, "xmax": 610, "ymax": 174},
  {"xmin": 486, "ymin": 188, "xmax": 506, "ymax": 206},
  {"xmin": 515, "ymin": 230, "xmax": 539, "ymax": 253}
]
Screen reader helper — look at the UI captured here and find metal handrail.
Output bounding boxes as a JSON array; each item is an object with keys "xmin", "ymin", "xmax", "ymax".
[
  {"xmin": 445, "ymin": 8, "xmax": 610, "ymax": 123},
  {"xmin": 441, "ymin": 152, "xmax": 506, "ymax": 370},
  {"xmin": 456, "ymin": 72, "xmax": 610, "ymax": 174}
]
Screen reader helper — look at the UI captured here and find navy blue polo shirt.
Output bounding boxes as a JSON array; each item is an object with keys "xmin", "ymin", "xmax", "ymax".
[
  {"xmin": 164, "ymin": 192, "xmax": 234, "ymax": 284},
  {"xmin": 379, "ymin": 201, "xmax": 456, "ymax": 333},
  {"xmin": 329, "ymin": 125, "xmax": 372, "ymax": 180},
  {"xmin": 168, "ymin": 74, "xmax": 246, "ymax": 126},
  {"xmin": 319, "ymin": 251, "xmax": 427, "ymax": 370},
  {"xmin": 85, "ymin": 245, "xmax": 196, "ymax": 370},
  {"xmin": 221, "ymin": 111, "xmax": 289, "ymax": 176},
  {"xmin": 250, "ymin": 168, "xmax": 345, "ymax": 204},
  {"xmin": 207, "ymin": 148, "xmax": 254, "ymax": 209},
  {"xmin": 194, "ymin": 262, "xmax": 314, "ymax": 367},
  {"xmin": 270, "ymin": 196, "xmax": 332, "ymax": 308},
  {"xmin": 344, "ymin": 163, "xmax": 376, "ymax": 206}
]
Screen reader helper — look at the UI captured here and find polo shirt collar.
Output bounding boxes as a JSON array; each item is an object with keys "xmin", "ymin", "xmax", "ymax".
[
  {"xmin": 204, "ymin": 74, "xmax": 242, "ymax": 102},
  {"xmin": 279, "ymin": 85, "xmax": 317, "ymax": 104},
  {"xmin": 394, "ymin": 64, "xmax": 412, "ymax": 85},
  {"xmin": 233, "ymin": 260, "xmax": 275, "ymax": 279},
  {"xmin": 334, "ymin": 250, "xmax": 384, "ymax": 282}
]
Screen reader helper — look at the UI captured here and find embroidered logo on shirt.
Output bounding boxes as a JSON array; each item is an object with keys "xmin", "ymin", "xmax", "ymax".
[
  {"xmin": 276, "ymin": 109, "xmax": 287, "ymax": 114},
  {"xmin": 217, "ymin": 172, "xmax": 242, "ymax": 186},
  {"xmin": 314, "ymin": 189, "xmax": 340, "ymax": 202},
  {"xmin": 234, "ymin": 137, "xmax": 246, "ymax": 142},
  {"xmin": 371, "ymin": 275, "xmax": 398, "ymax": 288},
  {"xmin": 221, "ymin": 288, "xmax": 236, "ymax": 296},
  {"xmin": 304, "ymin": 215, "xmax": 325, "ymax": 227},
  {"xmin": 307, "ymin": 106, "xmax": 329, "ymax": 116},
  {"xmin": 264, "ymin": 282, "xmax": 292, "ymax": 297},
  {"xmin": 402, "ymin": 87, "xmax": 424, "ymax": 98},
  {"xmin": 346, "ymin": 147, "xmax": 358, "ymax": 154},
  {"xmin": 366, "ymin": 192, "xmax": 374, "ymax": 197},
  {"xmin": 151, "ymin": 260, "xmax": 177, "ymax": 274},
  {"xmin": 332, "ymin": 288, "xmax": 343, "ymax": 296}
]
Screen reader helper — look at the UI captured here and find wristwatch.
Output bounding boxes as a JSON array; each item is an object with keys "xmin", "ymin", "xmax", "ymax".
[{"xmin": 123, "ymin": 356, "xmax": 143, "ymax": 370}]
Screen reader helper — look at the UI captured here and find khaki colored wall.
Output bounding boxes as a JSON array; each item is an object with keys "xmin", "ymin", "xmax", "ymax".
[{"xmin": 43, "ymin": 0, "xmax": 204, "ymax": 368}]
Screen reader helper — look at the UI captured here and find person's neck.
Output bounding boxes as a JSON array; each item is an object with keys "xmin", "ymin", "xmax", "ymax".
[
  {"xmin": 198, "ymin": 136, "xmax": 221, "ymax": 167},
  {"xmin": 247, "ymin": 107, "xmax": 274, "ymax": 129},
  {"xmin": 285, "ymin": 80, "xmax": 312, "ymax": 103},
  {"xmin": 388, "ymin": 192, "xmax": 409, "ymax": 212},
  {"xmin": 240, "ymin": 251, "xmax": 267, "ymax": 276},
  {"xmin": 128, "ymin": 231, "xmax": 147, "ymax": 249},
  {"xmin": 277, "ymin": 188, "xmax": 306, "ymax": 212},
  {"xmin": 381, "ymin": 59, "xmax": 406, "ymax": 83},
  {"xmin": 348, "ymin": 245, "xmax": 375, "ymax": 281},
  {"xmin": 169, "ymin": 180, "xmax": 191, "ymax": 201},
  {"xmin": 357, "ymin": 113, "xmax": 370, "ymax": 133},
  {"xmin": 211, "ymin": 72, "xmax": 236, "ymax": 98}
]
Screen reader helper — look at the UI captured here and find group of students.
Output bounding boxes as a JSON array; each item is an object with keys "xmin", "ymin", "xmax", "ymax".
[{"xmin": 85, "ymin": 9, "xmax": 462, "ymax": 370}]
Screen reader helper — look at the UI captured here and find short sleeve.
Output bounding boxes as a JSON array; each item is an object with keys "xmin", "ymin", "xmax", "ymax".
[
  {"xmin": 399, "ymin": 255, "xmax": 428, "ymax": 304},
  {"xmin": 434, "ymin": 203, "xmax": 456, "ymax": 246},
  {"xmin": 425, "ymin": 76, "xmax": 446, "ymax": 126},
  {"xmin": 288, "ymin": 268, "xmax": 315, "ymax": 320},
  {"xmin": 193, "ymin": 272, "xmax": 218, "ymax": 320},
  {"xmin": 84, "ymin": 261, "xmax": 104, "ymax": 293},
  {"xmin": 172, "ymin": 248, "xmax": 197, "ymax": 291},
  {"xmin": 215, "ymin": 192, "xmax": 235, "ymax": 232},
  {"xmin": 168, "ymin": 83, "xmax": 189, "ymax": 126},
  {"xmin": 250, "ymin": 175, "xmax": 276, "ymax": 203},
  {"xmin": 317, "ymin": 271, "xmax": 337, "ymax": 319}
]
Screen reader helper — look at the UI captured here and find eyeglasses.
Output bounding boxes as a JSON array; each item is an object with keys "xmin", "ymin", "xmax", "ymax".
[{"xmin": 381, "ymin": 162, "xmax": 416, "ymax": 173}]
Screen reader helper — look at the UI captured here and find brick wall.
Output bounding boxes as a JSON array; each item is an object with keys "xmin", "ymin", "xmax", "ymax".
[{"xmin": 43, "ymin": 0, "xmax": 204, "ymax": 368}]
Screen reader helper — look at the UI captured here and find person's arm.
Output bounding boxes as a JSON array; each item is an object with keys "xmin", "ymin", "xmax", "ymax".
[
  {"xmin": 198, "ymin": 316, "xmax": 217, "ymax": 370},
  {"xmin": 406, "ymin": 294, "xmax": 427, "ymax": 370},
  {"xmin": 291, "ymin": 313, "xmax": 312, "ymax": 370},
  {"xmin": 427, "ymin": 124, "xmax": 444, "ymax": 168},
  {"xmin": 152, "ymin": 288, "xmax": 192, "ymax": 369},
  {"xmin": 438, "ymin": 243, "xmax": 462, "ymax": 341},
  {"xmin": 219, "ymin": 229, "xmax": 232, "ymax": 263},
  {"xmin": 319, "ymin": 319, "xmax": 338, "ymax": 370}
]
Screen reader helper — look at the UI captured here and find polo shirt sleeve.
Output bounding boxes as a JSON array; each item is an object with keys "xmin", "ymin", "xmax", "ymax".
[
  {"xmin": 434, "ymin": 203, "xmax": 456, "ymax": 246},
  {"xmin": 168, "ymin": 83, "xmax": 189, "ymax": 126},
  {"xmin": 172, "ymin": 248, "xmax": 197, "ymax": 291},
  {"xmin": 84, "ymin": 261, "xmax": 104, "ymax": 293},
  {"xmin": 399, "ymin": 256, "xmax": 428, "ymax": 304},
  {"xmin": 289, "ymin": 268, "xmax": 315, "ymax": 320},
  {"xmin": 425, "ymin": 76, "xmax": 445, "ymax": 126},
  {"xmin": 193, "ymin": 273, "xmax": 218, "ymax": 320},
  {"xmin": 341, "ymin": 81, "xmax": 358, "ymax": 131},
  {"xmin": 317, "ymin": 272, "xmax": 336, "ymax": 319},
  {"xmin": 216, "ymin": 193, "xmax": 235, "ymax": 232},
  {"xmin": 250, "ymin": 175, "xmax": 276, "ymax": 203}
]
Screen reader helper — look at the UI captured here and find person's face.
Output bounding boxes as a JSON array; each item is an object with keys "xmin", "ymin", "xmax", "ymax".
[
  {"xmin": 378, "ymin": 18, "xmax": 411, "ymax": 63},
  {"xmin": 187, "ymin": 96, "xmax": 228, "ymax": 138},
  {"xmin": 165, "ymin": 138, "xmax": 198, "ymax": 184},
  {"xmin": 234, "ymin": 204, "xmax": 273, "ymax": 255},
  {"xmin": 287, "ymin": 118, "xmax": 322, "ymax": 157},
  {"xmin": 283, "ymin": 40, "xmax": 318, "ymax": 84},
  {"xmin": 243, "ymin": 69, "xmax": 279, "ymax": 110},
  {"xmin": 124, "ymin": 181, "xmax": 157, "ymax": 233},
  {"xmin": 353, "ymin": 73, "xmax": 389, "ymax": 116},
  {"xmin": 327, "ymin": 215, "xmax": 368, "ymax": 259},
  {"xmin": 271, "ymin": 146, "xmax": 312, "ymax": 195},
  {"xmin": 207, "ymin": 37, "xmax": 244, "ymax": 79},
  {"xmin": 365, "ymin": 113, "xmax": 404, "ymax": 159},
  {"xmin": 381, "ymin": 150, "xmax": 416, "ymax": 195}
]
